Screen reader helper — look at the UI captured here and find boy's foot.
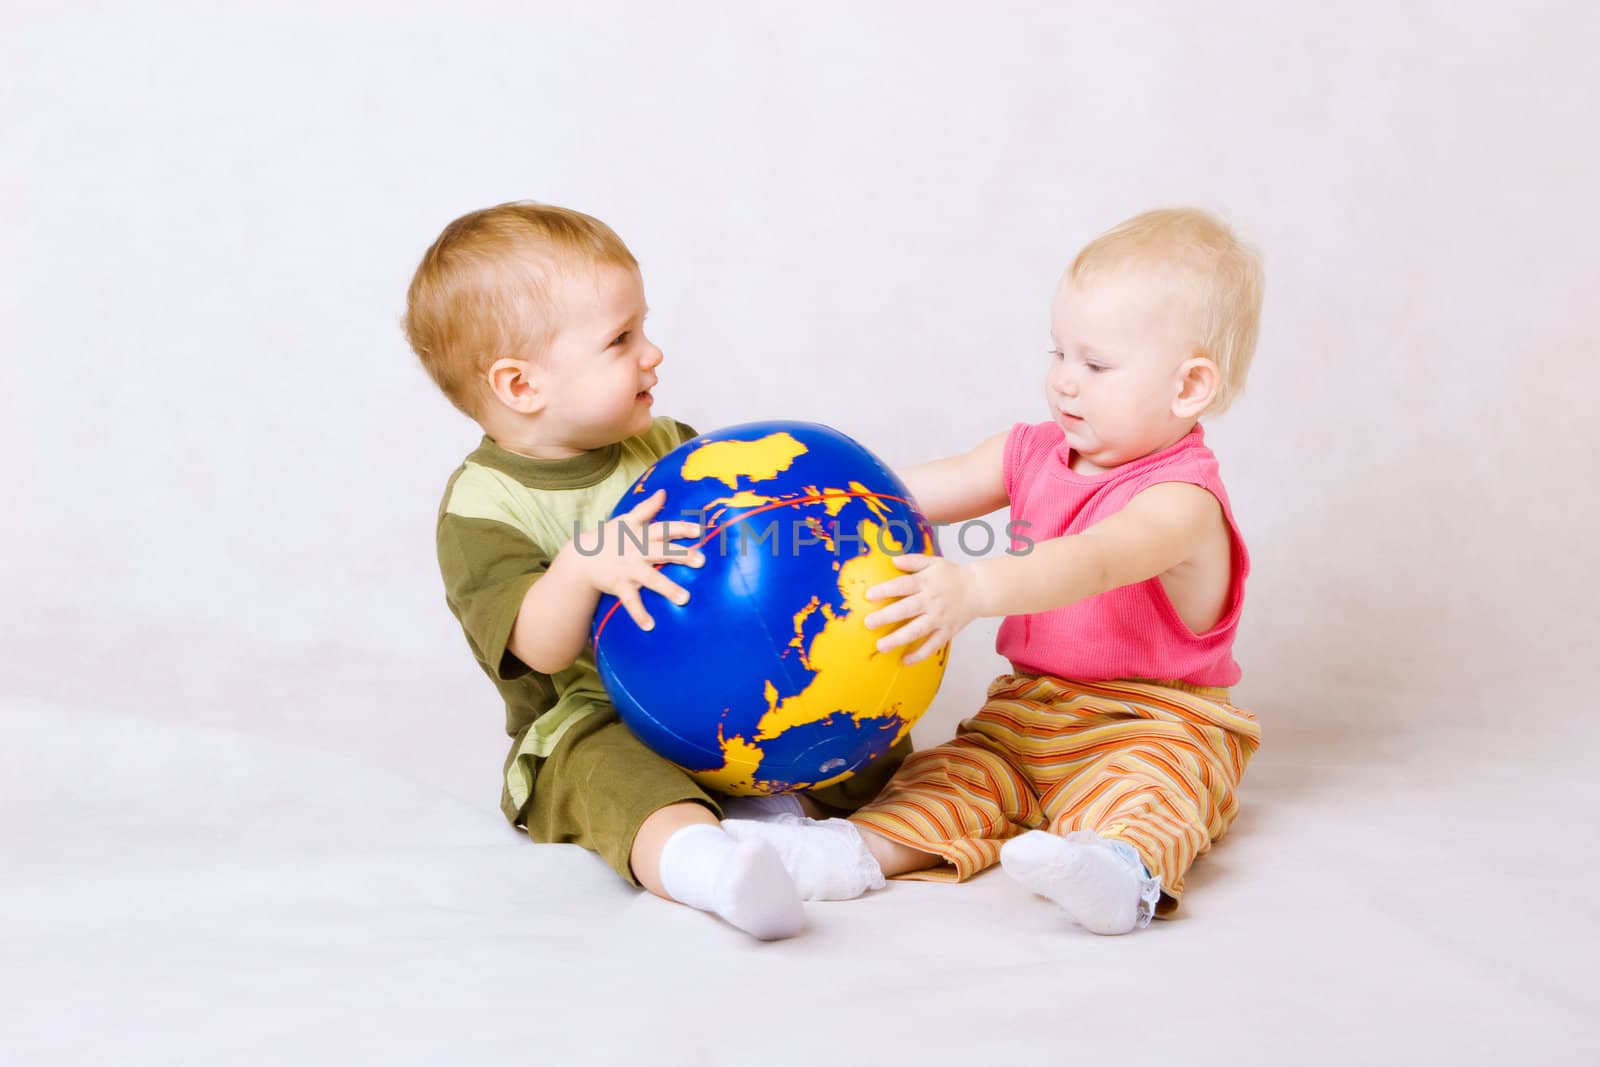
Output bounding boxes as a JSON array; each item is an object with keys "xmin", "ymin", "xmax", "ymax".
[
  {"xmin": 721, "ymin": 816, "xmax": 885, "ymax": 901},
  {"xmin": 659, "ymin": 824, "xmax": 805, "ymax": 940},
  {"xmin": 999, "ymin": 829, "xmax": 1161, "ymax": 935}
]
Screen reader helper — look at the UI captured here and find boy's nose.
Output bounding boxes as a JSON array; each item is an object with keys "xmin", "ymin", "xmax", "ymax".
[{"xmin": 641, "ymin": 343, "xmax": 663, "ymax": 369}]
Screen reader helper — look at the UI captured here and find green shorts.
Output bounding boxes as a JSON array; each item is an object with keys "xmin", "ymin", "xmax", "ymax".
[{"xmin": 521, "ymin": 707, "xmax": 912, "ymax": 885}]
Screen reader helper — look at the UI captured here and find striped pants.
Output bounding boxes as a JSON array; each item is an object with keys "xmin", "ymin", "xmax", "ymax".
[{"xmin": 850, "ymin": 673, "xmax": 1260, "ymax": 913}]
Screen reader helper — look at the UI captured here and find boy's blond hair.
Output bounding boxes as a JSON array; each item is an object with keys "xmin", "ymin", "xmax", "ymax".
[
  {"xmin": 405, "ymin": 201, "xmax": 638, "ymax": 417},
  {"xmin": 1071, "ymin": 208, "xmax": 1264, "ymax": 414}
]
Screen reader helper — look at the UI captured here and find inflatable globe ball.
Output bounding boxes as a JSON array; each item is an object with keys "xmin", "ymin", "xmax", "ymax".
[{"xmin": 591, "ymin": 421, "xmax": 946, "ymax": 795}]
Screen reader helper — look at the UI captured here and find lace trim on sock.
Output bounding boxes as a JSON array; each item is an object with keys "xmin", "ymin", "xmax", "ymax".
[
  {"xmin": 776, "ymin": 815, "xmax": 886, "ymax": 893},
  {"xmin": 834, "ymin": 819, "xmax": 887, "ymax": 891},
  {"xmin": 1104, "ymin": 839, "xmax": 1162, "ymax": 928}
]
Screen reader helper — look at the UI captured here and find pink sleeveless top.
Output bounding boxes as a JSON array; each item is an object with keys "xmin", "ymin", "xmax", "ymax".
[{"xmin": 995, "ymin": 422, "xmax": 1249, "ymax": 687}]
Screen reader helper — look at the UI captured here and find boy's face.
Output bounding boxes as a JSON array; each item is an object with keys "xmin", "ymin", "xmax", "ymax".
[
  {"xmin": 1046, "ymin": 270, "xmax": 1201, "ymax": 473},
  {"xmin": 533, "ymin": 262, "xmax": 662, "ymax": 453}
]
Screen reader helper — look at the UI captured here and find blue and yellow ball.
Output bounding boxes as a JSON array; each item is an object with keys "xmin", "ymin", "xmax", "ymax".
[{"xmin": 592, "ymin": 421, "xmax": 946, "ymax": 795}]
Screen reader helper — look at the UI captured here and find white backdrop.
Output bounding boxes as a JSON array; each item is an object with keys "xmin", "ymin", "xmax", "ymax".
[{"xmin": 4, "ymin": 3, "xmax": 1598, "ymax": 1063}]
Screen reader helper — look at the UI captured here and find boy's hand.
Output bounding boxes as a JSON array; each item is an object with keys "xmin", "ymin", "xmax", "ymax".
[
  {"xmin": 574, "ymin": 489, "xmax": 705, "ymax": 631},
  {"xmin": 862, "ymin": 554, "xmax": 981, "ymax": 665}
]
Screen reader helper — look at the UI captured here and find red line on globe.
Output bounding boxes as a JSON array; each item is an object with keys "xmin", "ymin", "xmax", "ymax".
[{"xmin": 593, "ymin": 489, "xmax": 915, "ymax": 644}]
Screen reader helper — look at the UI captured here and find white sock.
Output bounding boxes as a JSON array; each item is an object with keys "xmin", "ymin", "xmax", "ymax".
[
  {"xmin": 1000, "ymin": 829, "xmax": 1161, "ymax": 935},
  {"xmin": 718, "ymin": 793, "xmax": 806, "ymax": 821},
  {"xmin": 657, "ymin": 824, "xmax": 805, "ymax": 940},
  {"xmin": 720, "ymin": 816, "xmax": 885, "ymax": 901}
]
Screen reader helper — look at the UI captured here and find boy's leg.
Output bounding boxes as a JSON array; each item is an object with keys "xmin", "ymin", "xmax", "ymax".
[
  {"xmin": 629, "ymin": 801, "xmax": 719, "ymax": 898},
  {"xmin": 524, "ymin": 710, "xmax": 804, "ymax": 939},
  {"xmin": 523, "ymin": 709, "xmax": 715, "ymax": 885},
  {"xmin": 642, "ymin": 805, "xmax": 806, "ymax": 940}
]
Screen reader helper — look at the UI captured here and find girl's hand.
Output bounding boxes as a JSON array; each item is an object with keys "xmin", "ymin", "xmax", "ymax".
[
  {"xmin": 862, "ymin": 554, "xmax": 981, "ymax": 665},
  {"xmin": 573, "ymin": 489, "xmax": 705, "ymax": 631}
]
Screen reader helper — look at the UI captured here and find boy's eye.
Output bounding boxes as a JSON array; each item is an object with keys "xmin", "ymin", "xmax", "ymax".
[{"xmin": 610, "ymin": 331, "xmax": 630, "ymax": 348}]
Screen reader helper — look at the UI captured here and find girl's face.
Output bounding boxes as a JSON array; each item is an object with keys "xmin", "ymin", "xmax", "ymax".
[{"xmin": 1046, "ymin": 271, "xmax": 1203, "ymax": 474}]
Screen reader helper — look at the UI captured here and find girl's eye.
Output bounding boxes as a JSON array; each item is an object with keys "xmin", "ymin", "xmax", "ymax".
[
  {"xmin": 1085, "ymin": 363, "xmax": 1105, "ymax": 373},
  {"xmin": 1047, "ymin": 348, "xmax": 1064, "ymax": 360}
]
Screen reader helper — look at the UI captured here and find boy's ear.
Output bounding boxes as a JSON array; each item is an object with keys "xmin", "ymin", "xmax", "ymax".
[
  {"xmin": 1172, "ymin": 356, "xmax": 1220, "ymax": 419},
  {"xmin": 486, "ymin": 357, "xmax": 546, "ymax": 416}
]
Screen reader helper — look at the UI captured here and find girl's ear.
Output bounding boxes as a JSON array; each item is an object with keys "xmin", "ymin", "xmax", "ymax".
[
  {"xmin": 1172, "ymin": 356, "xmax": 1220, "ymax": 419},
  {"xmin": 486, "ymin": 357, "xmax": 545, "ymax": 416}
]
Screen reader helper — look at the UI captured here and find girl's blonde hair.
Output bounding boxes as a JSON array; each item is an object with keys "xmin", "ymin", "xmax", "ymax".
[
  {"xmin": 405, "ymin": 201, "xmax": 637, "ymax": 417},
  {"xmin": 1071, "ymin": 208, "xmax": 1264, "ymax": 414}
]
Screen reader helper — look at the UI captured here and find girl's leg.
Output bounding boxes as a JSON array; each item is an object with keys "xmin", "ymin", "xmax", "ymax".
[
  {"xmin": 847, "ymin": 724, "xmax": 1044, "ymax": 882},
  {"xmin": 859, "ymin": 826, "xmax": 944, "ymax": 877},
  {"xmin": 725, "ymin": 725, "xmax": 1040, "ymax": 897}
]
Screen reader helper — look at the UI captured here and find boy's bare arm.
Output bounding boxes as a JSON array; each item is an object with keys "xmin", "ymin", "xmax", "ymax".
[
  {"xmin": 507, "ymin": 489, "xmax": 705, "ymax": 676},
  {"xmin": 896, "ymin": 431, "xmax": 1009, "ymax": 524},
  {"xmin": 507, "ymin": 544, "xmax": 605, "ymax": 676}
]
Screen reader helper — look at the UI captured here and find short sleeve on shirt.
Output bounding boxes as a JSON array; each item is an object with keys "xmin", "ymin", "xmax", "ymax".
[
  {"xmin": 434, "ymin": 415, "xmax": 697, "ymax": 687},
  {"xmin": 437, "ymin": 513, "xmax": 550, "ymax": 683}
]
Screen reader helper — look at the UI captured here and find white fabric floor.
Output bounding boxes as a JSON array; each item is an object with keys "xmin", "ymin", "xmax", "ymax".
[
  {"xmin": 8, "ymin": 4, "xmax": 1600, "ymax": 1060},
  {"xmin": 3, "ymin": 617, "xmax": 1595, "ymax": 1066}
]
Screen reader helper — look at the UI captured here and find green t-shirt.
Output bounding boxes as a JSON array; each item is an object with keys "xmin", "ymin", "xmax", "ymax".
[{"xmin": 435, "ymin": 416, "xmax": 698, "ymax": 822}]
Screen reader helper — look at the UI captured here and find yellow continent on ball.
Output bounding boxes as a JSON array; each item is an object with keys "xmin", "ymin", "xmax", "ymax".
[
  {"xmin": 614, "ymin": 429, "xmax": 945, "ymax": 795},
  {"xmin": 693, "ymin": 517, "xmax": 945, "ymax": 795}
]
